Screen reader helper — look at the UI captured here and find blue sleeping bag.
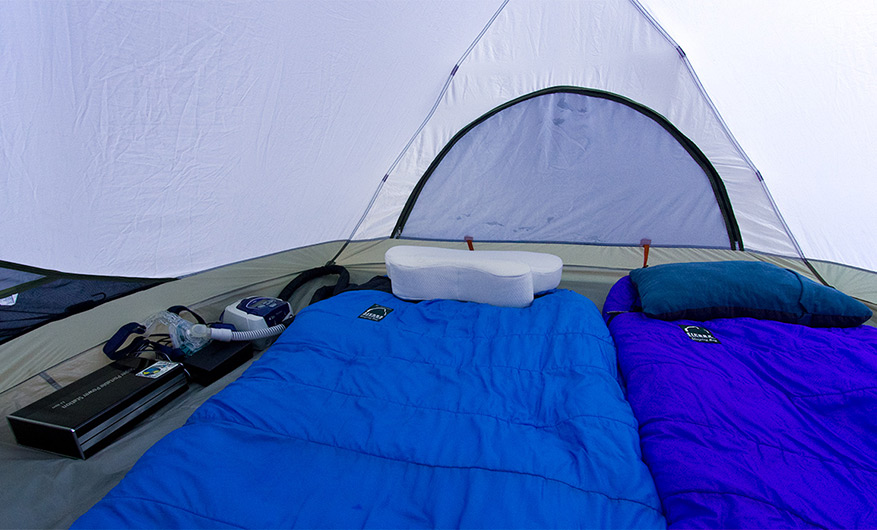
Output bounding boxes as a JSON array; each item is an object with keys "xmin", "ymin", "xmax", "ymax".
[
  {"xmin": 605, "ymin": 275, "xmax": 877, "ymax": 528},
  {"xmin": 74, "ymin": 289, "xmax": 664, "ymax": 528}
]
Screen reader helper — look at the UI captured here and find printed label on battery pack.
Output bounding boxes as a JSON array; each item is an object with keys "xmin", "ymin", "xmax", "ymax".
[{"xmin": 136, "ymin": 361, "xmax": 180, "ymax": 379}]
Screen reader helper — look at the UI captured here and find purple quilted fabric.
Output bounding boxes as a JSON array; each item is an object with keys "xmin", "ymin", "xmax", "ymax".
[{"xmin": 605, "ymin": 276, "xmax": 877, "ymax": 528}]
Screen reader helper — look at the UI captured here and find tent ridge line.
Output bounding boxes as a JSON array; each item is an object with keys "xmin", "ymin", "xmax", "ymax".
[
  {"xmin": 330, "ymin": 0, "xmax": 510, "ymax": 265},
  {"xmin": 632, "ymin": 0, "xmax": 760, "ymax": 173},
  {"xmin": 631, "ymin": 0, "xmax": 821, "ymax": 282}
]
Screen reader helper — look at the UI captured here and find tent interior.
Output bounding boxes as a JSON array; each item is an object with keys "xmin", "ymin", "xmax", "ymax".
[{"xmin": 1, "ymin": 1, "xmax": 875, "ymax": 528}]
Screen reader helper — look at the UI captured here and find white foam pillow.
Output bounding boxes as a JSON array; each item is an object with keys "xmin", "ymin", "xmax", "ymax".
[
  {"xmin": 384, "ymin": 246, "xmax": 563, "ymax": 307},
  {"xmin": 469, "ymin": 250, "xmax": 563, "ymax": 293}
]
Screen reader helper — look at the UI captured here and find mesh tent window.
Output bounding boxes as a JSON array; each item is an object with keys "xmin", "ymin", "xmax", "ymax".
[
  {"xmin": 0, "ymin": 262, "xmax": 168, "ymax": 345},
  {"xmin": 394, "ymin": 87, "xmax": 743, "ymax": 250}
]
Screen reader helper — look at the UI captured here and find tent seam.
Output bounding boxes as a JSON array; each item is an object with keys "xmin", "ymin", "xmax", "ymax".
[
  {"xmin": 629, "ymin": 0, "xmax": 817, "ymax": 275},
  {"xmin": 330, "ymin": 0, "xmax": 510, "ymax": 264}
]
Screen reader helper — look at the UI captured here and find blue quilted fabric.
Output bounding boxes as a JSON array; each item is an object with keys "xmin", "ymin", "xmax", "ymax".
[
  {"xmin": 606, "ymin": 276, "xmax": 877, "ymax": 528},
  {"xmin": 629, "ymin": 261, "xmax": 871, "ymax": 327},
  {"xmin": 74, "ymin": 289, "xmax": 664, "ymax": 529}
]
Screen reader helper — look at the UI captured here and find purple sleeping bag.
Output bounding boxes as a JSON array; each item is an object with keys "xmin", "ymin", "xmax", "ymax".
[{"xmin": 605, "ymin": 273, "xmax": 877, "ymax": 528}]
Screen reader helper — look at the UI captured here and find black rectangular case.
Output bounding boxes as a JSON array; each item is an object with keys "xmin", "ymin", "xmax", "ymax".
[
  {"xmin": 7, "ymin": 358, "xmax": 187, "ymax": 458},
  {"xmin": 182, "ymin": 340, "xmax": 253, "ymax": 385}
]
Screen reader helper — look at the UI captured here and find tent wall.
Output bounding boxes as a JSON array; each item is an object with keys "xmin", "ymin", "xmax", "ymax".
[
  {"xmin": 336, "ymin": 240, "xmax": 877, "ymax": 322},
  {"xmin": 6, "ymin": 236, "xmax": 874, "ymax": 396},
  {"xmin": 0, "ymin": 242, "xmax": 342, "ymax": 394},
  {"xmin": 352, "ymin": 0, "xmax": 799, "ymax": 260},
  {"xmin": 3, "ymin": 0, "xmax": 874, "ymax": 279},
  {"xmin": 393, "ymin": 88, "xmax": 742, "ymax": 249},
  {"xmin": 0, "ymin": 263, "xmax": 167, "ymax": 344},
  {"xmin": 639, "ymin": 1, "xmax": 877, "ymax": 273},
  {"xmin": 0, "ymin": 1, "xmax": 501, "ymax": 277},
  {"xmin": 1, "ymin": 1, "xmax": 875, "ymax": 390}
]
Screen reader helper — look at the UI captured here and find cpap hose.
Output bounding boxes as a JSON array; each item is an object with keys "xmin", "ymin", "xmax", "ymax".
[{"xmin": 189, "ymin": 323, "xmax": 286, "ymax": 342}]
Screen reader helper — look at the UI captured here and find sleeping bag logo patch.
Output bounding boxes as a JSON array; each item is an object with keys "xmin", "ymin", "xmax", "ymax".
[
  {"xmin": 358, "ymin": 304, "xmax": 394, "ymax": 322},
  {"xmin": 680, "ymin": 325, "xmax": 721, "ymax": 344}
]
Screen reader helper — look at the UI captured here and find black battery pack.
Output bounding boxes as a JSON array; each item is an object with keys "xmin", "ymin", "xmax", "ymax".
[
  {"xmin": 182, "ymin": 340, "xmax": 253, "ymax": 386},
  {"xmin": 7, "ymin": 357, "xmax": 187, "ymax": 459}
]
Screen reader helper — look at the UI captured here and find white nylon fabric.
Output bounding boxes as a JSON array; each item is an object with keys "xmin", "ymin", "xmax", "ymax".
[
  {"xmin": 0, "ymin": 1, "xmax": 499, "ymax": 277},
  {"xmin": 639, "ymin": 1, "xmax": 877, "ymax": 273},
  {"xmin": 354, "ymin": 0, "xmax": 798, "ymax": 259},
  {"xmin": 0, "ymin": 0, "xmax": 873, "ymax": 278}
]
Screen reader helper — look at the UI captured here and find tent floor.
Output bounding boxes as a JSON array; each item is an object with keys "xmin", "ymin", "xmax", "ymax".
[
  {"xmin": 0, "ymin": 271, "xmax": 626, "ymax": 529},
  {"xmin": 0, "ymin": 354, "xmax": 261, "ymax": 529},
  {"xmin": 13, "ymin": 264, "xmax": 866, "ymax": 528}
]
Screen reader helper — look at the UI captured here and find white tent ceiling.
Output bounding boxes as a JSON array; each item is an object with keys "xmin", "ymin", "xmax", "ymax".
[
  {"xmin": 1, "ymin": 0, "xmax": 874, "ymax": 278},
  {"xmin": 641, "ymin": 0, "xmax": 877, "ymax": 273}
]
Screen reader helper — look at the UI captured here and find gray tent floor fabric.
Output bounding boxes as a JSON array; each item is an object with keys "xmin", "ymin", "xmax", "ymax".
[
  {"xmin": 0, "ymin": 354, "xmax": 260, "ymax": 529},
  {"xmin": 0, "ymin": 269, "xmax": 623, "ymax": 529},
  {"xmin": 0, "ymin": 243, "xmax": 873, "ymax": 529}
]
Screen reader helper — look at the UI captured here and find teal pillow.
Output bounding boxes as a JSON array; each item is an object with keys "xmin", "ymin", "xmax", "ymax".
[{"xmin": 629, "ymin": 261, "xmax": 872, "ymax": 327}]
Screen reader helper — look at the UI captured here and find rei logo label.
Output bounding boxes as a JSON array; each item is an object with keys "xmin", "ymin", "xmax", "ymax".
[
  {"xmin": 358, "ymin": 304, "xmax": 394, "ymax": 322},
  {"xmin": 680, "ymin": 325, "xmax": 721, "ymax": 344}
]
